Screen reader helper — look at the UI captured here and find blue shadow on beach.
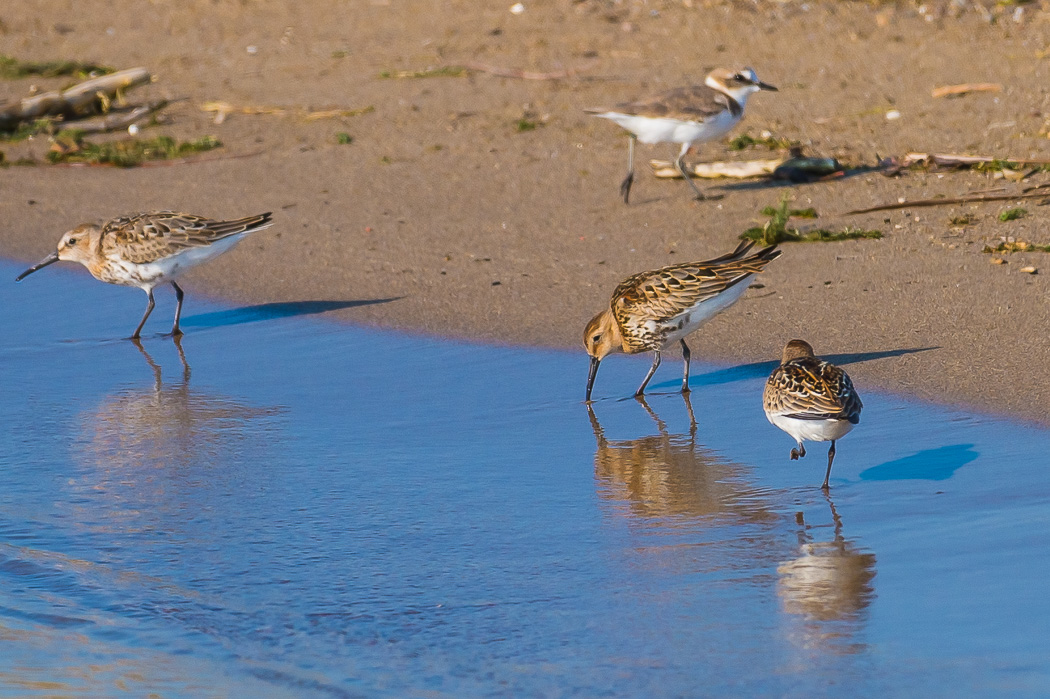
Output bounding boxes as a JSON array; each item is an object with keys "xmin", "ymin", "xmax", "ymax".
[
  {"xmin": 859, "ymin": 444, "xmax": 979, "ymax": 482},
  {"xmin": 181, "ymin": 299, "xmax": 401, "ymax": 329}
]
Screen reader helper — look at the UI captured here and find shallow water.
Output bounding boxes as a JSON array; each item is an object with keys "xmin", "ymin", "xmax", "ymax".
[{"xmin": 2, "ymin": 259, "xmax": 1049, "ymax": 697}]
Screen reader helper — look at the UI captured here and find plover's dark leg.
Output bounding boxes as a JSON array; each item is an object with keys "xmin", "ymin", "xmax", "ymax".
[
  {"xmin": 132, "ymin": 289, "xmax": 156, "ymax": 339},
  {"xmin": 170, "ymin": 281, "xmax": 185, "ymax": 336},
  {"xmin": 680, "ymin": 339, "xmax": 691, "ymax": 393},
  {"xmin": 635, "ymin": 351, "xmax": 662, "ymax": 396},
  {"xmin": 822, "ymin": 440, "xmax": 836, "ymax": 490},
  {"xmin": 790, "ymin": 442, "xmax": 806, "ymax": 460},
  {"xmin": 620, "ymin": 134, "xmax": 637, "ymax": 204},
  {"xmin": 675, "ymin": 142, "xmax": 705, "ymax": 200}
]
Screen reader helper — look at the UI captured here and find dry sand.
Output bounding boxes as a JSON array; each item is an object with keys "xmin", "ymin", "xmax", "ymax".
[{"xmin": 2, "ymin": 0, "xmax": 1050, "ymax": 423}]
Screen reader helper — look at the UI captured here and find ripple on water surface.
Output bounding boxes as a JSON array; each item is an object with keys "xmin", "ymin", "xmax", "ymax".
[{"xmin": 2, "ymin": 260, "xmax": 1050, "ymax": 696}]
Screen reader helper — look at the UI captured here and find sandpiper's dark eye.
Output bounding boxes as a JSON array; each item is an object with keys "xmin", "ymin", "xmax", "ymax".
[
  {"xmin": 66, "ymin": 237, "xmax": 77, "ymax": 246},
  {"xmin": 592, "ymin": 334, "xmax": 601, "ymax": 343}
]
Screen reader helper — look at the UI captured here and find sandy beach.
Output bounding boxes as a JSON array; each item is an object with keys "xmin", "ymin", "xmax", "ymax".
[{"xmin": 2, "ymin": 0, "xmax": 1050, "ymax": 422}]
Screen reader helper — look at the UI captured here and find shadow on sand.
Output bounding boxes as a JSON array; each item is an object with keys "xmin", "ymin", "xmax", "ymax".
[{"xmin": 181, "ymin": 298, "xmax": 402, "ymax": 329}]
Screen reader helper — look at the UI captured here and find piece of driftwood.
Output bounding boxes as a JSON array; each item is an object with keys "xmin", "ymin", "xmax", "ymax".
[
  {"xmin": 651, "ymin": 158, "xmax": 784, "ymax": 179},
  {"xmin": 931, "ymin": 83, "xmax": 1002, "ymax": 98},
  {"xmin": 0, "ymin": 67, "xmax": 151, "ymax": 130},
  {"xmin": 74, "ymin": 99, "xmax": 171, "ymax": 134},
  {"xmin": 882, "ymin": 152, "xmax": 1050, "ymax": 176},
  {"xmin": 844, "ymin": 184, "xmax": 1050, "ymax": 215}
]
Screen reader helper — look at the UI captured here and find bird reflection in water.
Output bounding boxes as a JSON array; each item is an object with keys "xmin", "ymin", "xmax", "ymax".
[
  {"xmin": 588, "ymin": 395, "xmax": 775, "ymax": 525},
  {"xmin": 71, "ymin": 338, "xmax": 283, "ymax": 521},
  {"xmin": 777, "ymin": 495, "xmax": 876, "ymax": 651}
]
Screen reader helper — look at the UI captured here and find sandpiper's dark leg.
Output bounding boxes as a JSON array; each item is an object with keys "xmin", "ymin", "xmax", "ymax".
[
  {"xmin": 620, "ymin": 135, "xmax": 636, "ymax": 204},
  {"xmin": 680, "ymin": 339, "xmax": 691, "ymax": 393},
  {"xmin": 822, "ymin": 441, "xmax": 836, "ymax": 491},
  {"xmin": 635, "ymin": 351, "xmax": 661, "ymax": 397},
  {"xmin": 132, "ymin": 289, "xmax": 156, "ymax": 339},
  {"xmin": 675, "ymin": 142, "xmax": 705, "ymax": 200},
  {"xmin": 790, "ymin": 442, "xmax": 806, "ymax": 460},
  {"xmin": 170, "ymin": 281, "xmax": 185, "ymax": 336}
]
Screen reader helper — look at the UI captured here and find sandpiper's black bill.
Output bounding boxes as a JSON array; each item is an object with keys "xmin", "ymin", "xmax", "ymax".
[
  {"xmin": 15, "ymin": 252, "xmax": 59, "ymax": 281},
  {"xmin": 585, "ymin": 356, "xmax": 601, "ymax": 402}
]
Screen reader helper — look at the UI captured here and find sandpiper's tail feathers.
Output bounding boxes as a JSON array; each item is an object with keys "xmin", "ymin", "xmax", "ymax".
[
  {"xmin": 714, "ymin": 241, "xmax": 781, "ymax": 272},
  {"xmin": 206, "ymin": 212, "xmax": 274, "ymax": 239}
]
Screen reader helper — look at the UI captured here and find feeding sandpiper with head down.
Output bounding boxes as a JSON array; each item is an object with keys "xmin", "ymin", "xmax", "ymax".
[
  {"xmin": 16, "ymin": 211, "xmax": 274, "ymax": 339},
  {"xmin": 763, "ymin": 340, "xmax": 863, "ymax": 490},
  {"xmin": 583, "ymin": 240, "xmax": 781, "ymax": 401},
  {"xmin": 586, "ymin": 67, "xmax": 777, "ymax": 204}
]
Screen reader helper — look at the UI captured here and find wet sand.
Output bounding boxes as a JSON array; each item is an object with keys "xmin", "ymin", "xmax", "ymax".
[{"xmin": 2, "ymin": 0, "xmax": 1050, "ymax": 421}]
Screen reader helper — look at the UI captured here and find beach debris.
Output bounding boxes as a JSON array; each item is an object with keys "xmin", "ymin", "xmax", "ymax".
[
  {"xmin": 983, "ymin": 238, "xmax": 1050, "ymax": 254},
  {"xmin": 880, "ymin": 151, "xmax": 1050, "ymax": 176},
  {"xmin": 990, "ymin": 257, "xmax": 1008, "ymax": 264},
  {"xmin": 772, "ymin": 154, "xmax": 845, "ymax": 182},
  {"xmin": 931, "ymin": 83, "xmax": 1002, "ymax": 98},
  {"xmin": 201, "ymin": 101, "xmax": 374, "ymax": 124},
  {"xmin": 742, "ymin": 196, "xmax": 881, "ymax": 245},
  {"xmin": 46, "ymin": 134, "xmax": 221, "ymax": 167},
  {"xmin": 651, "ymin": 157, "xmax": 782, "ymax": 179},
  {"xmin": 510, "ymin": 2, "xmax": 525, "ymax": 14},
  {"xmin": 0, "ymin": 66, "xmax": 152, "ymax": 131},
  {"xmin": 845, "ymin": 183, "xmax": 1050, "ymax": 215},
  {"xmin": 1020, "ymin": 266, "xmax": 1038, "ymax": 274},
  {"xmin": 651, "ymin": 149, "xmax": 844, "ymax": 182},
  {"xmin": 885, "ymin": 109, "xmax": 901, "ymax": 120},
  {"xmin": 998, "ymin": 207, "xmax": 1028, "ymax": 222},
  {"xmin": 728, "ymin": 130, "xmax": 793, "ymax": 151}
]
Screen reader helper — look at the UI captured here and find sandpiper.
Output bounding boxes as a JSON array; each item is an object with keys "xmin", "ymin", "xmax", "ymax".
[
  {"xmin": 586, "ymin": 67, "xmax": 777, "ymax": 204},
  {"xmin": 763, "ymin": 340, "xmax": 863, "ymax": 490},
  {"xmin": 16, "ymin": 211, "xmax": 273, "ymax": 338},
  {"xmin": 584, "ymin": 240, "xmax": 781, "ymax": 401}
]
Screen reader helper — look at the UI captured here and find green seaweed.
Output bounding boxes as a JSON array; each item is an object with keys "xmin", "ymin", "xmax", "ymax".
[
  {"xmin": 46, "ymin": 134, "xmax": 221, "ymax": 167},
  {"xmin": 727, "ymin": 132, "xmax": 793, "ymax": 151},
  {"xmin": 998, "ymin": 207, "xmax": 1028, "ymax": 222},
  {"xmin": 741, "ymin": 196, "xmax": 881, "ymax": 245},
  {"xmin": 336, "ymin": 132, "xmax": 353, "ymax": 145},
  {"xmin": 0, "ymin": 117, "xmax": 55, "ymax": 141},
  {"xmin": 515, "ymin": 118, "xmax": 540, "ymax": 133},
  {"xmin": 983, "ymin": 240, "xmax": 1050, "ymax": 253},
  {"xmin": 0, "ymin": 55, "xmax": 113, "ymax": 80}
]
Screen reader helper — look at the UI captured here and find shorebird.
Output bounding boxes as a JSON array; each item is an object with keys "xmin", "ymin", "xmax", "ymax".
[
  {"xmin": 584, "ymin": 240, "xmax": 781, "ymax": 401},
  {"xmin": 586, "ymin": 67, "xmax": 777, "ymax": 203},
  {"xmin": 16, "ymin": 211, "xmax": 274, "ymax": 338},
  {"xmin": 763, "ymin": 340, "xmax": 863, "ymax": 490}
]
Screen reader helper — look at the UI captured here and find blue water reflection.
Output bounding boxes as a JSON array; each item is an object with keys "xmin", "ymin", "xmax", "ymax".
[{"xmin": 3, "ymin": 259, "xmax": 1050, "ymax": 696}]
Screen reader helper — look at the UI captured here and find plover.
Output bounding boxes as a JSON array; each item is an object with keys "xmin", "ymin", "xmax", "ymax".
[
  {"xmin": 584, "ymin": 240, "xmax": 781, "ymax": 401},
  {"xmin": 763, "ymin": 340, "xmax": 863, "ymax": 490},
  {"xmin": 586, "ymin": 67, "xmax": 777, "ymax": 203},
  {"xmin": 16, "ymin": 211, "xmax": 274, "ymax": 338}
]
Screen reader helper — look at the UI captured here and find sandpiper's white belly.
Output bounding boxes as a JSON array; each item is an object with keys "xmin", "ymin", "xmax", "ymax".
[
  {"xmin": 768, "ymin": 414, "xmax": 856, "ymax": 444},
  {"xmin": 102, "ymin": 233, "xmax": 249, "ymax": 290},
  {"xmin": 652, "ymin": 276, "xmax": 753, "ymax": 348},
  {"xmin": 597, "ymin": 110, "xmax": 740, "ymax": 145}
]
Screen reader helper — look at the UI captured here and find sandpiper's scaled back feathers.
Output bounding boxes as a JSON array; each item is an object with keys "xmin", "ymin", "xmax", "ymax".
[
  {"xmin": 584, "ymin": 240, "xmax": 781, "ymax": 400},
  {"xmin": 586, "ymin": 67, "xmax": 777, "ymax": 203},
  {"xmin": 16, "ymin": 211, "xmax": 274, "ymax": 338},
  {"xmin": 763, "ymin": 340, "xmax": 863, "ymax": 490}
]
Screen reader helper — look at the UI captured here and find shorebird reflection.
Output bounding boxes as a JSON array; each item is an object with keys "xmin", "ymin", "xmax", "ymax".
[
  {"xmin": 588, "ymin": 395, "xmax": 774, "ymax": 524},
  {"xmin": 76, "ymin": 338, "xmax": 282, "ymax": 475},
  {"xmin": 777, "ymin": 495, "xmax": 876, "ymax": 628}
]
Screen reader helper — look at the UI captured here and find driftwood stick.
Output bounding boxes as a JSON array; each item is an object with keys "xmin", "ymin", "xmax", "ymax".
[
  {"xmin": 844, "ymin": 186, "xmax": 1050, "ymax": 215},
  {"xmin": 74, "ymin": 99, "xmax": 171, "ymax": 134},
  {"xmin": 0, "ymin": 67, "xmax": 151, "ymax": 129},
  {"xmin": 931, "ymin": 83, "xmax": 1002, "ymax": 98},
  {"xmin": 651, "ymin": 158, "xmax": 784, "ymax": 179}
]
